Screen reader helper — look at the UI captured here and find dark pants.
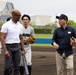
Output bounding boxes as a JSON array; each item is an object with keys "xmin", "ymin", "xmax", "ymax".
[{"xmin": 4, "ymin": 43, "xmax": 21, "ymax": 75}]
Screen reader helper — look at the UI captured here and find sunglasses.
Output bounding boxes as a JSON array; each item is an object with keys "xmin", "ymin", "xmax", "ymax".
[{"xmin": 14, "ymin": 14, "xmax": 21, "ymax": 16}]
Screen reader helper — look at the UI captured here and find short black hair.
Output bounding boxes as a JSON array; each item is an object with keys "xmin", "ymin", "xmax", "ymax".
[
  {"xmin": 6, "ymin": 17, "xmax": 11, "ymax": 21},
  {"xmin": 21, "ymin": 14, "xmax": 31, "ymax": 21}
]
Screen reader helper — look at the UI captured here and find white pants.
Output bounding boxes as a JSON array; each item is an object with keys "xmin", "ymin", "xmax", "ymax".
[
  {"xmin": 56, "ymin": 51, "xmax": 74, "ymax": 75},
  {"xmin": 24, "ymin": 47, "xmax": 32, "ymax": 65},
  {"xmin": 20, "ymin": 46, "xmax": 32, "ymax": 66}
]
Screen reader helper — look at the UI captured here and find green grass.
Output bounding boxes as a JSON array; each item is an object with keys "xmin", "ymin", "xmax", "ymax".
[
  {"xmin": 34, "ymin": 34, "xmax": 53, "ymax": 38},
  {"xmin": 31, "ymin": 44, "xmax": 53, "ymax": 47}
]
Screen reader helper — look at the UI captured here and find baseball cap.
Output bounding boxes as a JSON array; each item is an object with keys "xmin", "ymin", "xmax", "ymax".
[{"xmin": 56, "ymin": 14, "xmax": 68, "ymax": 21}]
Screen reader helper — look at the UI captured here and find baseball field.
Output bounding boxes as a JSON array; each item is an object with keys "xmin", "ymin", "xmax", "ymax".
[{"xmin": 0, "ymin": 46, "xmax": 76, "ymax": 75}]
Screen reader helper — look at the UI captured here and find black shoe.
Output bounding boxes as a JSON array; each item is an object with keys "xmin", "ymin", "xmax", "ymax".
[
  {"xmin": 20, "ymin": 66, "xmax": 25, "ymax": 75},
  {"xmin": 27, "ymin": 65, "xmax": 32, "ymax": 75}
]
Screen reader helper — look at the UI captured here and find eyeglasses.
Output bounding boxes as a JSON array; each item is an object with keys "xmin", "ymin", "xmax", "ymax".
[{"xmin": 14, "ymin": 14, "xmax": 21, "ymax": 16}]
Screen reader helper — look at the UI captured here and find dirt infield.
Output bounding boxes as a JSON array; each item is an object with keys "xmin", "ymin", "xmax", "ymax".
[{"xmin": 0, "ymin": 46, "xmax": 76, "ymax": 75}]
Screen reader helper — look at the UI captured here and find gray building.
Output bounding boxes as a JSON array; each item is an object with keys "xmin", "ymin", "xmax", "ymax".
[
  {"xmin": 0, "ymin": 0, "xmax": 14, "ymax": 22},
  {"xmin": 31, "ymin": 15, "xmax": 53, "ymax": 26}
]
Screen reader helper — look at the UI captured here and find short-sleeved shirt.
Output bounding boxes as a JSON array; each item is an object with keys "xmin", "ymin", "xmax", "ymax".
[
  {"xmin": 52, "ymin": 25, "xmax": 76, "ymax": 57},
  {"xmin": 1, "ymin": 19, "xmax": 23, "ymax": 44},
  {"xmin": 23, "ymin": 25, "xmax": 34, "ymax": 50}
]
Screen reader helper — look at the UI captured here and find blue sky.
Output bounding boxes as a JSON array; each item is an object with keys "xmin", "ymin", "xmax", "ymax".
[{"xmin": 7, "ymin": 0, "xmax": 76, "ymax": 22}]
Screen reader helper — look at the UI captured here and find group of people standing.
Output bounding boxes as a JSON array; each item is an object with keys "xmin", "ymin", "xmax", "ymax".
[
  {"xmin": 0, "ymin": 9, "xmax": 76, "ymax": 75},
  {"xmin": 1, "ymin": 9, "xmax": 34, "ymax": 75}
]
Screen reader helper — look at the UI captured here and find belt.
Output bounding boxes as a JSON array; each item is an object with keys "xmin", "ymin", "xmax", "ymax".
[{"xmin": 6, "ymin": 43, "xmax": 20, "ymax": 45}]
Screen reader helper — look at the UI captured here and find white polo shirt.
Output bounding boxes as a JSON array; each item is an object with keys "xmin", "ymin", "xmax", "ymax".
[{"xmin": 1, "ymin": 20, "xmax": 23, "ymax": 44}]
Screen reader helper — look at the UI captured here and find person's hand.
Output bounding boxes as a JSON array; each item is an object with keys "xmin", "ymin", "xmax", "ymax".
[
  {"xmin": 70, "ymin": 36, "xmax": 76, "ymax": 46},
  {"xmin": 72, "ymin": 36, "xmax": 76, "ymax": 43},
  {"xmin": 53, "ymin": 42, "xmax": 59, "ymax": 49},
  {"xmin": 21, "ymin": 50, "xmax": 25, "ymax": 56},
  {"xmin": 4, "ymin": 50, "xmax": 10, "ymax": 57}
]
